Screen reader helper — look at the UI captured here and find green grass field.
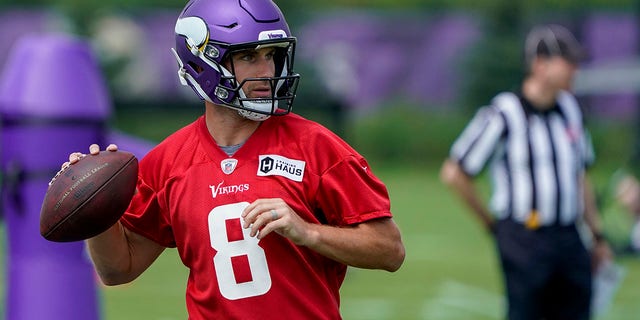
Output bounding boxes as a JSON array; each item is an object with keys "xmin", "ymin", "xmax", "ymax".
[{"xmin": 1, "ymin": 164, "xmax": 639, "ymax": 319}]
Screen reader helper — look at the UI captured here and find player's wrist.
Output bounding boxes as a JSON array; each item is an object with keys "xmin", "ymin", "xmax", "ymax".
[{"xmin": 298, "ymin": 223, "xmax": 321, "ymax": 248}]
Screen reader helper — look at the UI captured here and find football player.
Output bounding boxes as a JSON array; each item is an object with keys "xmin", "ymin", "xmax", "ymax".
[{"xmin": 68, "ymin": 0, "xmax": 405, "ymax": 318}]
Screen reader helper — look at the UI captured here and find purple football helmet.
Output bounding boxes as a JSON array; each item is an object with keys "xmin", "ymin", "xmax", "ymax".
[{"xmin": 172, "ymin": 0, "xmax": 300, "ymax": 121}]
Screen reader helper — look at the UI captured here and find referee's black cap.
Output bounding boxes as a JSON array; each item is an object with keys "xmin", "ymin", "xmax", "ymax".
[{"xmin": 524, "ymin": 24, "xmax": 587, "ymax": 65}]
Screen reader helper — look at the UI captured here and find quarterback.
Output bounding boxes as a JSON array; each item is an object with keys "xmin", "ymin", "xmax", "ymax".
[{"xmin": 67, "ymin": 0, "xmax": 405, "ymax": 319}]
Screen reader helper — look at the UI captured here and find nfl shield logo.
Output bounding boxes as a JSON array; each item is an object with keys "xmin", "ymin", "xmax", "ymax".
[{"xmin": 221, "ymin": 159, "xmax": 238, "ymax": 175}]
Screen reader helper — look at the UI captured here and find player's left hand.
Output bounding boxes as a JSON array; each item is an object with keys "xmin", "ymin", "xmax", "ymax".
[{"xmin": 241, "ymin": 198, "xmax": 312, "ymax": 245}]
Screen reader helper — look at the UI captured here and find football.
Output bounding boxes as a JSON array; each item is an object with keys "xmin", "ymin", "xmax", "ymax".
[{"xmin": 40, "ymin": 150, "xmax": 138, "ymax": 242}]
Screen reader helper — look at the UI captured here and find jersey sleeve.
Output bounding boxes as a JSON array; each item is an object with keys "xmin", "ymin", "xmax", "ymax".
[
  {"xmin": 449, "ymin": 106, "xmax": 506, "ymax": 176},
  {"xmin": 558, "ymin": 90, "xmax": 595, "ymax": 170},
  {"xmin": 120, "ymin": 161, "xmax": 176, "ymax": 248},
  {"xmin": 120, "ymin": 175, "xmax": 176, "ymax": 248},
  {"xmin": 316, "ymin": 155, "xmax": 392, "ymax": 226}
]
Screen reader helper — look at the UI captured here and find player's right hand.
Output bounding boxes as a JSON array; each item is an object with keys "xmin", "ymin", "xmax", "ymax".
[
  {"xmin": 64, "ymin": 144, "xmax": 118, "ymax": 168},
  {"xmin": 88, "ymin": 143, "xmax": 118, "ymax": 156},
  {"xmin": 53, "ymin": 144, "xmax": 119, "ymax": 187}
]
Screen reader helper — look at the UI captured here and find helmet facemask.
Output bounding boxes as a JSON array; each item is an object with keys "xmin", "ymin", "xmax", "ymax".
[{"xmin": 215, "ymin": 39, "xmax": 300, "ymax": 121}]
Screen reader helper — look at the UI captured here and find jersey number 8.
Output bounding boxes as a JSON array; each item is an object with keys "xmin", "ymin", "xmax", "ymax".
[{"xmin": 208, "ymin": 202, "xmax": 272, "ymax": 300}]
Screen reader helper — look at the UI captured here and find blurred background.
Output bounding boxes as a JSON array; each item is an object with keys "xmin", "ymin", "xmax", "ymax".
[{"xmin": 0, "ymin": 0, "xmax": 639, "ymax": 319}]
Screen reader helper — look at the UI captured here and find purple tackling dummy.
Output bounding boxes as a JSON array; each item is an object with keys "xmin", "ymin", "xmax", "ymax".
[{"xmin": 0, "ymin": 33, "xmax": 153, "ymax": 319}]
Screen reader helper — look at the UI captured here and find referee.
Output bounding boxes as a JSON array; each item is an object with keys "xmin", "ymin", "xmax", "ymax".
[{"xmin": 441, "ymin": 24, "xmax": 613, "ymax": 320}]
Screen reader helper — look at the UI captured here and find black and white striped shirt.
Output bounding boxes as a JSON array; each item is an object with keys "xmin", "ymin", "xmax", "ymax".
[{"xmin": 450, "ymin": 91, "xmax": 595, "ymax": 226}]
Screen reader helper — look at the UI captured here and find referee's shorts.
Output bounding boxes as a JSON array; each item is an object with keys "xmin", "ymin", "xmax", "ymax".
[{"xmin": 494, "ymin": 219, "xmax": 592, "ymax": 320}]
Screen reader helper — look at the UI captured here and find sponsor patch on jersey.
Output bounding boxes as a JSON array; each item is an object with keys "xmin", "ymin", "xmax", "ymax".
[
  {"xmin": 257, "ymin": 155, "xmax": 305, "ymax": 182},
  {"xmin": 221, "ymin": 158, "xmax": 238, "ymax": 175}
]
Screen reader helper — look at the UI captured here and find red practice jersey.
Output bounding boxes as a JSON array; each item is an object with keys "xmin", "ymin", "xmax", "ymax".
[{"xmin": 120, "ymin": 113, "xmax": 392, "ymax": 319}]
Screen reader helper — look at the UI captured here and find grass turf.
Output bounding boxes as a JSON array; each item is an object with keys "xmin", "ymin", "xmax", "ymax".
[{"xmin": 1, "ymin": 163, "xmax": 639, "ymax": 319}]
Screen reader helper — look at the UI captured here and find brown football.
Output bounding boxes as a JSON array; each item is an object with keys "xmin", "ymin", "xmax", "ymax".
[{"xmin": 40, "ymin": 150, "xmax": 138, "ymax": 242}]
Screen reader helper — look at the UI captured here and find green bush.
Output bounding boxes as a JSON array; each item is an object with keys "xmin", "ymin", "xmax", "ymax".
[
  {"xmin": 350, "ymin": 105, "xmax": 469, "ymax": 166},
  {"xmin": 349, "ymin": 104, "xmax": 636, "ymax": 171},
  {"xmin": 112, "ymin": 101, "xmax": 636, "ymax": 177}
]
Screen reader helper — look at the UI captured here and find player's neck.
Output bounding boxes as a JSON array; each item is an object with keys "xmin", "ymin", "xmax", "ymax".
[{"xmin": 204, "ymin": 103, "xmax": 261, "ymax": 147}]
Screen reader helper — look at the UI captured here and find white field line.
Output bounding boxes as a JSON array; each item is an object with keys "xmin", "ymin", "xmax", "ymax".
[
  {"xmin": 420, "ymin": 280, "xmax": 504, "ymax": 319},
  {"xmin": 340, "ymin": 280, "xmax": 503, "ymax": 320}
]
